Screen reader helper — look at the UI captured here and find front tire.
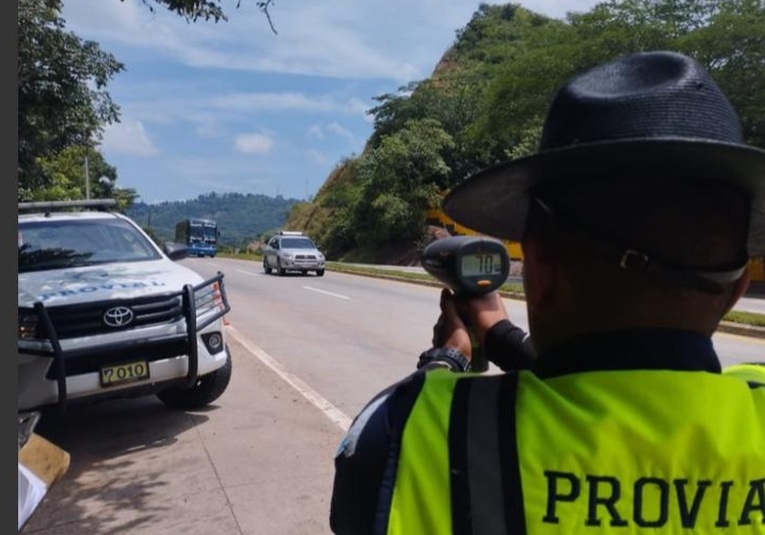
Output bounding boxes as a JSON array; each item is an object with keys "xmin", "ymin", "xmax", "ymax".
[
  {"xmin": 277, "ymin": 259, "xmax": 286, "ymax": 276},
  {"xmin": 263, "ymin": 258, "xmax": 272, "ymax": 274},
  {"xmin": 157, "ymin": 347, "xmax": 233, "ymax": 410},
  {"xmin": 316, "ymin": 269, "xmax": 325, "ymax": 277}
]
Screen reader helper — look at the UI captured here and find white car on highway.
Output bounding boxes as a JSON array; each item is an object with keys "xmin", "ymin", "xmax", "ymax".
[{"xmin": 263, "ymin": 230, "xmax": 326, "ymax": 276}]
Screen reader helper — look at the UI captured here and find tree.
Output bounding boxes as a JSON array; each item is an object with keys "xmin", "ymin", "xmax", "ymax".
[
  {"xmin": 28, "ymin": 145, "xmax": 139, "ymax": 208},
  {"xmin": 18, "ymin": 0, "xmax": 124, "ymax": 198},
  {"xmin": 134, "ymin": 0, "xmax": 279, "ymax": 33},
  {"xmin": 353, "ymin": 119, "xmax": 454, "ymax": 247},
  {"xmin": 471, "ymin": 0, "xmax": 765, "ymax": 160}
]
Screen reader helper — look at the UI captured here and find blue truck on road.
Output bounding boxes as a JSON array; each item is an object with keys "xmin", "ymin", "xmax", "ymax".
[{"xmin": 175, "ymin": 218, "xmax": 219, "ymax": 257}]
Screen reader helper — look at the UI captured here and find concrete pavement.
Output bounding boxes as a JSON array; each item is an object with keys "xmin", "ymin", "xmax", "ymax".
[{"xmin": 23, "ymin": 333, "xmax": 345, "ymax": 535}]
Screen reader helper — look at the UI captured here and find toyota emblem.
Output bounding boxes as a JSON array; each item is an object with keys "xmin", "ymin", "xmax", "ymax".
[{"xmin": 103, "ymin": 306, "xmax": 134, "ymax": 328}]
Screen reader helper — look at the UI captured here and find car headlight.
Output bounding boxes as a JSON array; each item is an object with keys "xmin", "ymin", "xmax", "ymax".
[
  {"xmin": 282, "ymin": 253, "xmax": 294, "ymax": 260},
  {"xmin": 318, "ymin": 253, "xmax": 325, "ymax": 260},
  {"xmin": 18, "ymin": 313, "xmax": 41, "ymax": 340}
]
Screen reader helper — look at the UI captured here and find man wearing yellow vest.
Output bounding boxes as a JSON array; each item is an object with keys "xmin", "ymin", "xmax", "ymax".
[{"xmin": 329, "ymin": 50, "xmax": 765, "ymax": 534}]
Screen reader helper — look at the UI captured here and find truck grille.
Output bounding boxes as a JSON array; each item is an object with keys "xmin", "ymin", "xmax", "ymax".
[
  {"xmin": 29, "ymin": 294, "xmax": 184, "ymax": 339},
  {"xmin": 44, "ymin": 337, "xmax": 189, "ymax": 378}
]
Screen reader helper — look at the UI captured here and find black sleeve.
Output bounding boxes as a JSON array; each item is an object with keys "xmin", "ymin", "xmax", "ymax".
[
  {"xmin": 484, "ymin": 319, "xmax": 536, "ymax": 371},
  {"xmin": 329, "ymin": 372, "xmax": 425, "ymax": 534}
]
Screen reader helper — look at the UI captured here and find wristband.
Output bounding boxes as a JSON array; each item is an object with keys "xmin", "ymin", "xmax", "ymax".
[{"xmin": 417, "ymin": 347, "xmax": 471, "ymax": 372}]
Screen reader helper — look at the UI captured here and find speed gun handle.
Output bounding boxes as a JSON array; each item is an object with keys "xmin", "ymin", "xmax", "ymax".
[{"xmin": 421, "ymin": 236, "xmax": 511, "ymax": 372}]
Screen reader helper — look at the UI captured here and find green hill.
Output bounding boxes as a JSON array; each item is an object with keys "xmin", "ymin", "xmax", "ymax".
[{"xmin": 126, "ymin": 192, "xmax": 301, "ymax": 249}]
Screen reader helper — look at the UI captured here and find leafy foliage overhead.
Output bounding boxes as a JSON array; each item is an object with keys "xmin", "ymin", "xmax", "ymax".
[
  {"xmin": 133, "ymin": 0, "xmax": 279, "ymax": 32},
  {"xmin": 18, "ymin": 0, "xmax": 125, "ymax": 199}
]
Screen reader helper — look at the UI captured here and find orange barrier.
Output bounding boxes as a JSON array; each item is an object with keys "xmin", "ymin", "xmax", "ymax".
[{"xmin": 426, "ymin": 206, "xmax": 523, "ymax": 260}]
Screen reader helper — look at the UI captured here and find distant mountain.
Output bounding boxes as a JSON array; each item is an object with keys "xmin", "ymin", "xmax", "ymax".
[{"xmin": 126, "ymin": 192, "xmax": 303, "ymax": 248}]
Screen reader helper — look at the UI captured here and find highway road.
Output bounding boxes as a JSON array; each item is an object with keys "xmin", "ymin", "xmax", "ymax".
[
  {"xmin": 25, "ymin": 257, "xmax": 765, "ymax": 535},
  {"xmin": 200, "ymin": 257, "xmax": 764, "ymax": 411}
]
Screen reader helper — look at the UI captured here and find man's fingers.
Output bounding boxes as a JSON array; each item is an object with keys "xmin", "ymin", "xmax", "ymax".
[
  {"xmin": 440, "ymin": 289, "xmax": 466, "ymax": 330},
  {"xmin": 432, "ymin": 315, "xmax": 445, "ymax": 346}
]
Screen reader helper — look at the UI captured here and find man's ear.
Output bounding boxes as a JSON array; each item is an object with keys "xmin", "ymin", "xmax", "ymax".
[{"xmin": 723, "ymin": 265, "xmax": 751, "ymax": 316}]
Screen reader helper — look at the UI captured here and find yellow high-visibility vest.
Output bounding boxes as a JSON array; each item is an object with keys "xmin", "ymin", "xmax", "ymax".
[{"xmin": 386, "ymin": 367, "xmax": 765, "ymax": 534}]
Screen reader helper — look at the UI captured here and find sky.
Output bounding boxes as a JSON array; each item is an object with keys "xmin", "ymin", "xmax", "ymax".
[{"xmin": 61, "ymin": 0, "xmax": 601, "ymax": 204}]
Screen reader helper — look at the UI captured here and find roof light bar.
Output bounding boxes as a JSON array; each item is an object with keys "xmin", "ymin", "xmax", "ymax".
[{"xmin": 18, "ymin": 199, "xmax": 118, "ymax": 213}]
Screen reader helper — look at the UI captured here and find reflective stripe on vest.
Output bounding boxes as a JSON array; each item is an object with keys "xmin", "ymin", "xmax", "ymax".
[
  {"xmin": 386, "ymin": 368, "xmax": 765, "ymax": 534},
  {"xmin": 387, "ymin": 369, "xmax": 459, "ymax": 534}
]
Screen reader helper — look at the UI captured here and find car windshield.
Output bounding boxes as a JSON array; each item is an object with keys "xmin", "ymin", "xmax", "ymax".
[
  {"xmin": 281, "ymin": 237, "xmax": 317, "ymax": 249},
  {"xmin": 18, "ymin": 218, "xmax": 162, "ymax": 273}
]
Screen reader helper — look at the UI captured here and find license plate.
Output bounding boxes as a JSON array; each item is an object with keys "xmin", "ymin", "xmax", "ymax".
[{"xmin": 100, "ymin": 361, "xmax": 150, "ymax": 387}]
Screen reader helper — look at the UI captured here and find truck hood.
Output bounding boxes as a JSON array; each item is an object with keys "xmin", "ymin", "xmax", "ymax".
[{"xmin": 18, "ymin": 259, "xmax": 204, "ymax": 308}]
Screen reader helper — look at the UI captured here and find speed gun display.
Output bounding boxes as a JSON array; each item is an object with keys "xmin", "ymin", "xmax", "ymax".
[{"xmin": 421, "ymin": 235, "xmax": 510, "ymax": 296}]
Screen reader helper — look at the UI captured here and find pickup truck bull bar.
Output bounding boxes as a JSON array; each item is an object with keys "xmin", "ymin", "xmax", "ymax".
[{"xmin": 24, "ymin": 272, "xmax": 231, "ymax": 414}]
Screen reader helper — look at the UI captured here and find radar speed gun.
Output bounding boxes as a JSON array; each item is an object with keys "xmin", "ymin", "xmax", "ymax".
[{"xmin": 421, "ymin": 235, "xmax": 511, "ymax": 371}]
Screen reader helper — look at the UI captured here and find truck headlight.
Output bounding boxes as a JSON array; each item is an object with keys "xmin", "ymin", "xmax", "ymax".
[
  {"xmin": 18, "ymin": 314, "xmax": 40, "ymax": 340},
  {"xmin": 195, "ymin": 282, "xmax": 226, "ymax": 314}
]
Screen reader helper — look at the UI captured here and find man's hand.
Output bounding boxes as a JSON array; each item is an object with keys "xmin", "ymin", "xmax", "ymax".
[
  {"xmin": 454, "ymin": 290, "xmax": 510, "ymax": 346},
  {"xmin": 432, "ymin": 289, "xmax": 473, "ymax": 359}
]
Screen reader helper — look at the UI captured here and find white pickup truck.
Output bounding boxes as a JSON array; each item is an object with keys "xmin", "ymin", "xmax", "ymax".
[{"xmin": 17, "ymin": 199, "xmax": 233, "ymax": 415}]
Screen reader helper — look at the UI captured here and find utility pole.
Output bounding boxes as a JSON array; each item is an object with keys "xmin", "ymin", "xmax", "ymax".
[{"xmin": 84, "ymin": 150, "xmax": 90, "ymax": 199}]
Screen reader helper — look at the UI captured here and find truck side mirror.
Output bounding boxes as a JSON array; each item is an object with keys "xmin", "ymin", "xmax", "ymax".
[{"xmin": 164, "ymin": 241, "xmax": 189, "ymax": 261}]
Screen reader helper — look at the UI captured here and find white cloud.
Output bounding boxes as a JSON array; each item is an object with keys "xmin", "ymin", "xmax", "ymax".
[
  {"xmin": 114, "ymin": 90, "xmax": 371, "ymax": 131},
  {"xmin": 327, "ymin": 122, "xmax": 354, "ymax": 141},
  {"xmin": 163, "ymin": 157, "xmax": 275, "ymax": 193},
  {"xmin": 308, "ymin": 124, "xmax": 324, "ymax": 140},
  {"xmin": 209, "ymin": 92, "xmax": 363, "ymax": 115},
  {"xmin": 60, "ymin": 0, "xmax": 493, "ymax": 82},
  {"xmin": 234, "ymin": 133, "xmax": 275, "ymax": 155},
  {"xmin": 101, "ymin": 119, "xmax": 158, "ymax": 156},
  {"xmin": 62, "ymin": 0, "xmax": 602, "ymax": 83},
  {"xmin": 195, "ymin": 119, "xmax": 226, "ymax": 139},
  {"xmin": 307, "ymin": 149, "xmax": 329, "ymax": 166}
]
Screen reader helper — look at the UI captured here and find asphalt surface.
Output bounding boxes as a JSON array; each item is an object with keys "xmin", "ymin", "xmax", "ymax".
[
  {"xmin": 24, "ymin": 331, "xmax": 345, "ymax": 535},
  {"xmin": 20, "ymin": 263, "xmax": 765, "ymax": 534}
]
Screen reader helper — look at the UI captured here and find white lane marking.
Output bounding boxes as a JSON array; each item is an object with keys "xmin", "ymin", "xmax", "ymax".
[
  {"xmin": 303, "ymin": 286, "xmax": 350, "ymax": 300},
  {"xmin": 236, "ymin": 269, "xmax": 261, "ymax": 277},
  {"xmin": 226, "ymin": 325, "xmax": 352, "ymax": 432}
]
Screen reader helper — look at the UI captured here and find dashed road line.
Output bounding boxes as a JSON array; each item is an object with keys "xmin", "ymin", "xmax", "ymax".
[
  {"xmin": 236, "ymin": 269, "xmax": 261, "ymax": 277},
  {"xmin": 303, "ymin": 286, "xmax": 350, "ymax": 300}
]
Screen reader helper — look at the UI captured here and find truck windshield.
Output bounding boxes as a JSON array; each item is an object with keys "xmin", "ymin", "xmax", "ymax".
[
  {"xmin": 18, "ymin": 218, "xmax": 162, "ymax": 273},
  {"xmin": 190, "ymin": 222, "xmax": 217, "ymax": 242}
]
